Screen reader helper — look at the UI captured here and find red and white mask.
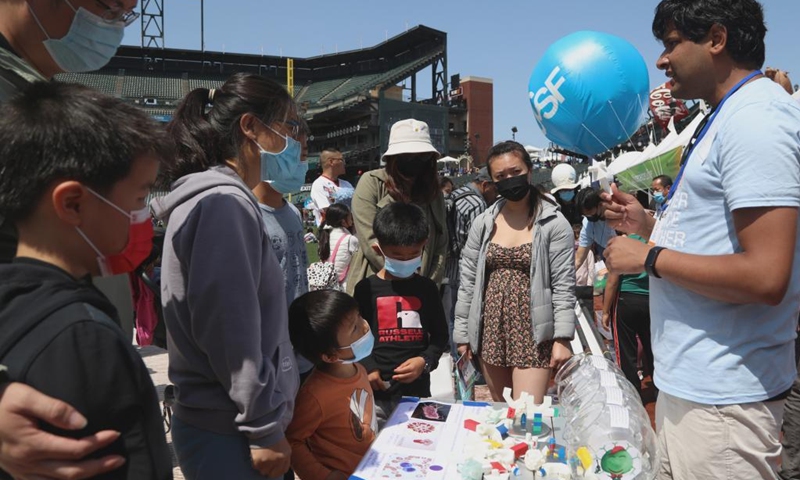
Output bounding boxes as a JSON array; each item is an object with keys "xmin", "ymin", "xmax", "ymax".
[{"xmin": 75, "ymin": 188, "xmax": 154, "ymax": 277}]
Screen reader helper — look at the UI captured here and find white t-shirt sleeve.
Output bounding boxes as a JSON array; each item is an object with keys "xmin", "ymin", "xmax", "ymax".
[
  {"xmin": 309, "ymin": 178, "xmax": 331, "ymax": 226},
  {"xmin": 719, "ymin": 101, "xmax": 800, "ymax": 211},
  {"xmin": 310, "ymin": 178, "xmax": 332, "ymax": 209}
]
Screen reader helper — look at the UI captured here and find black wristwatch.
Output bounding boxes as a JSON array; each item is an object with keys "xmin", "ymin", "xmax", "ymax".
[
  {"xmin": 644, "ymin": 246, "xmax": 666, "ymax": 278},
  {"xmin": 421, "ymin": 356, "xmax": 432, "ymax": 374}
]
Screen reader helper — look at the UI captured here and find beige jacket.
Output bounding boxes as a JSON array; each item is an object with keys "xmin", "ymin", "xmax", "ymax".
[{"xmin": 345, "ymin": 168, "xmax": 447, "ymax": 294}]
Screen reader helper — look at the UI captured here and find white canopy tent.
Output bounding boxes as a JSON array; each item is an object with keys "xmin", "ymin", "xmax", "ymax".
[
  {"xmin": 438, "ymin": 156, "xmax": 470, "ymax": 170},
  {"xmin": 608, "ymin": 112, "xmax": 706, "ymax": 192}
]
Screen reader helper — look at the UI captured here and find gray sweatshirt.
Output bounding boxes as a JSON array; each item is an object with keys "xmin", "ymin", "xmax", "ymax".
[
  {"xmin": 453, "ymin": 197, "xmax": 577, "ymax": 353},
  {"xmin": 151, "ymin": 166, "xmax": 299, "ymax": 448}
]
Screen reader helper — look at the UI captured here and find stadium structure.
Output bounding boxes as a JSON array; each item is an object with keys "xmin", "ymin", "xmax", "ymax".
[{"xmin": 54, "ymin": 22, "xmax": 494, "ymax": 186}]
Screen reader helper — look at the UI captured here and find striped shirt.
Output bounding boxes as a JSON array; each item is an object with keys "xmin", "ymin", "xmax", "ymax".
[{"xmin": 445, "ymin": 183, "xmax": 487, "ymax": 284}]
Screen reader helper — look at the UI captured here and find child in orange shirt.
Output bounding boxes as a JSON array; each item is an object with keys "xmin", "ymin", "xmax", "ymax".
[{"xmin": 286, "ymin": 290, "xmax": 377, "ymax": 480}]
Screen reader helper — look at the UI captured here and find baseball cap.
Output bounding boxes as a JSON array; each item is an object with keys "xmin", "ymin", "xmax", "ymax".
[{"xmin": 474, "ymin": 167, "xmax": 492, "ymax": 182}]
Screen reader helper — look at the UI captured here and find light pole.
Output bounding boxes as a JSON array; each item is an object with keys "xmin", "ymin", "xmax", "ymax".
[{"xmin": 511, "ymin": 126, "xmax": 518, "ymax": 141}]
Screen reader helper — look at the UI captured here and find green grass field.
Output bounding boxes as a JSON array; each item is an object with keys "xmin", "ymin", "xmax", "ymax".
[
  {"xmin": 306, "ymin": 226, "xmax": 320, "ymax": 264},
  {"xmin": 306, "ymin": 241, "xmax": 320, "ymax": 264}
]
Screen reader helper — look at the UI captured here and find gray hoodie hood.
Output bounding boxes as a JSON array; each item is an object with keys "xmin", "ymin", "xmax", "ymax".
[{"xmin": 151, "ymin": 166, "xmax": 258, "ymax": 224}]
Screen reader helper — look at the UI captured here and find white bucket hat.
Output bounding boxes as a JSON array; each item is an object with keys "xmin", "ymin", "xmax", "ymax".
[
  {"xmin": 550, "ymin": 163, "xmax": 579, "ymax": 194},
  {"xmin": 381, "ymin": 119, "xmax": 440, "ymax": 161}
]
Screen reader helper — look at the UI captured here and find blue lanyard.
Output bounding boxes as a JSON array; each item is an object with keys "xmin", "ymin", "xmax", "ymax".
[{"xmin": 663, "ymin": 71, "xmax": 763, "ymax": 210}]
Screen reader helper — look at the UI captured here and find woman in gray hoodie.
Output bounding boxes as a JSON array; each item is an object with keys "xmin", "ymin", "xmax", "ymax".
[
  {"xmin": 453, "ymin": 141, "xmax": 576, "ymax": 404},
  {"xmin": 151, "ymin": 73, "xmax": 303, "ymax": 479}
]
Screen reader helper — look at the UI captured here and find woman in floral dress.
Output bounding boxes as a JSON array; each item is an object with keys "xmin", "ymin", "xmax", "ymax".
[{"xmin": 453, "ymin": 141, "xmax": 576, "ymax": 402}]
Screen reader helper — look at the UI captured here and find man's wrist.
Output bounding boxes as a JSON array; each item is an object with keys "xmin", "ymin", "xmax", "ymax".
[
  {"xmin": 644, "ymin": 246, "xmax": 666, "ymax": 278},
  {"xmin": 638, "ymin": 216, "xmax": 657, "ymax": 240}
]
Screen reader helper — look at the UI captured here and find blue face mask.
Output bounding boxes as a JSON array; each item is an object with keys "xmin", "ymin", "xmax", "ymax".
[
  {"xmin": 28, "ymin": 0, "xmax": 124, "ymax": 73},
  {"xmin": 383, "ymin": 254, "xmax": 422, "ymax": 279},
  {"xmin": 558, "ymin": 190, "xmax": 575, "ymax": 202},
  {"xmin": 338, "ymin": 328, "xmax": 374, "ymax": 364},
  {"xmin": 255, "ymin": 123, "xmax": 308, "ymax": 194},
  {"xmin": 653, "ymin": 192, "xmax": 666, "ymax": 204}
]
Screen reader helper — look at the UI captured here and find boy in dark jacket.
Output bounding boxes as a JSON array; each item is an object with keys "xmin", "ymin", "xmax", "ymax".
[
  {"xmin": 0, "ymin": 81, "xmax": 174, "ymax": 479},
  {"xmin": 353, "ymin": 203, "xmax": 448, "ymax": 425}
]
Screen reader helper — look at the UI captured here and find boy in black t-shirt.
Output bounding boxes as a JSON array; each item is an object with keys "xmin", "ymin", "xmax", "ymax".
[{"xmin": 353, "ymin": 203, "xmax": 448, "ymax": 424}]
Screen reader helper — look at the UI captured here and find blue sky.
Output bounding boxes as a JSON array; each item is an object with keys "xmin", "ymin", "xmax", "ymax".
[{"xmin": 122, "ymin": 0, "xmax": 799, "ymax": 149}]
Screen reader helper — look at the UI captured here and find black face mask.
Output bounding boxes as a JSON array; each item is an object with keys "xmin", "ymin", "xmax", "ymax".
[
  {"xmin": 396, "ymin": 158, "xmax": 429, "ymax": 178},
  {"xmin": 496, "ymin": 174, "xmax": 530, "ymax": 202},
  {"xmin": 584, "ymin": 213, "xmax": 602, "ymax": 223}
]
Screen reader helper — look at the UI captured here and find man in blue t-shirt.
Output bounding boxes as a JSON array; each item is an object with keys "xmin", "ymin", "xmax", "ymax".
[
  {"xmin": 603, "ymin": 1, "xmax": 800, "ymax": 479},
  {"xmin": 574, "ymin": 188, "xmax": 617, "ymax": 270}
]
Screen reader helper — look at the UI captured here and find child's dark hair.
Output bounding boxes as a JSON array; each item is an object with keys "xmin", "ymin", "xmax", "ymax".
[
  {"xmin": 373, "ymin": 202, "xmax": 429, "ymax": 247},
  {"xmin": 576, "ymin": 188, "xmax": 602, "ymax": 214},
  {"xmin": 166, "ymin": 72, "xmax": 305, "ymax": 183},
  {"xmin": 318, "ymin": 203, "xmax": 351, "ymax": 261},
  {"xmin": 0, "ymin": 81, "xmax": 174, "ymax": 222},
  {"xmin": 288, "ymin": 290, "xmax": 360, "ymax": 364}
]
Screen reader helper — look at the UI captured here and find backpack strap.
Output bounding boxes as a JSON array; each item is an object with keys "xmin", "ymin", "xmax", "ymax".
[
  {"xmin": 329, "ymin": 232, "xmax": 352, "ymax": 283},
  {"xmin": 453, "ymin": 189, "xmax": 481, "ymax": 203},
  {"xmin": 0, "ymin": 302, "xmax": 104, "ymax": 380},
  {"xmin": 0, "ymin": 291, "xmax": 101, "ymax": 360},
  {"xmin": 448, "ymin": 189, "xmax": 483, "ymax": 254}
]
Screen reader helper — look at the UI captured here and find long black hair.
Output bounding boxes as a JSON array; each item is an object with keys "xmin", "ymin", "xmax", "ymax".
[
  {"xmin": 384, "ymin": 152, "xmax": 440, "ymax": 205},
  {"xmin": 164, "ymin": 73, "xmax": 299, "ymax": 183},
  {"xmin": 318, "ymin": 203, "xmax": 351, "ymax": 262},
  {"xmin": 486, "ymin": 140, "xmax": 547, "ymax": 229}
]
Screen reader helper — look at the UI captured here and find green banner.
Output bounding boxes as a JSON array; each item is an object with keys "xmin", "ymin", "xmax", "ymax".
[{"xmin": 616, "ymin": 146, "xmax": 683, "ymax": 192}]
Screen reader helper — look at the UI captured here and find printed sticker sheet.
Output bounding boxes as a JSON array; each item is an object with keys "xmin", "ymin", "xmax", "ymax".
[{"xmin": 350, "ymin": 399, "xmax": 486, "ymax": 480}]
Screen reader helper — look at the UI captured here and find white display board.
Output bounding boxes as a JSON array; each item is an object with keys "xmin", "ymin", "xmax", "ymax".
[
  {"xmin": 350, "ymin": 399, "xmax": 566, "ymax": 480},
  {"xmin": 350, "ymin": 399, "xmax": 488, "ymax": 479}
]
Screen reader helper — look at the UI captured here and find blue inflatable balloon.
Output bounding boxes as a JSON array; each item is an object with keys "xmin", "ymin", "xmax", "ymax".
[{"xmin": 528, "ymin": 31, "xmax": 650, "ymax": 156}]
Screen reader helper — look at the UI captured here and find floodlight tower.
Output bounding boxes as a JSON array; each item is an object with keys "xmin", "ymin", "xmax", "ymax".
[{"xmin": 141, "ymin": 0, "xmax": 165, "ymax": 48}]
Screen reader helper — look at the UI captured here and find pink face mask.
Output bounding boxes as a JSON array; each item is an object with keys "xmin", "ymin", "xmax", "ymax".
[{"xmin": 75, "ymin": 188, "xmax": 153, "ymax": 276}]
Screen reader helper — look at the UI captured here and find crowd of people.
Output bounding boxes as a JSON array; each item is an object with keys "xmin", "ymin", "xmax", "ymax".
[{"xmin": 0, "ymin": 1, "xmax": 798, "ymax": 480}]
